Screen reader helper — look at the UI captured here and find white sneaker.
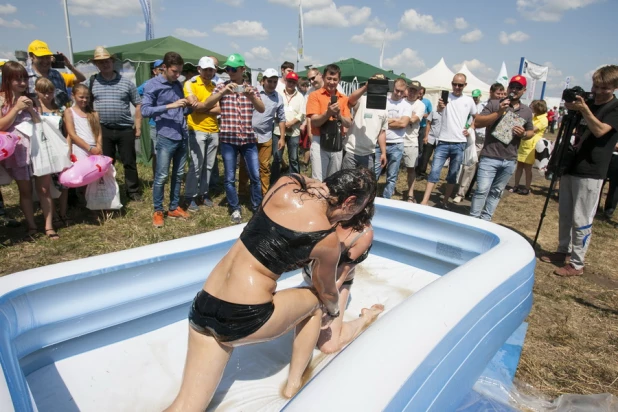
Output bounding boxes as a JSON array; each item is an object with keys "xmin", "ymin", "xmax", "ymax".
[
  {"xmin": 453, "ymin": 195, "xmax": 463, "ymax": 204},
  {"xmin": 231, "ymin": 210, "xmax": 242, "ymax": 224}
]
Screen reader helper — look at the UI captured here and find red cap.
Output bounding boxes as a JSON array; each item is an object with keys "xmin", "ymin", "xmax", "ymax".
[
  {"xmin": 285, "ymin": 72, "xmax": 299, "ymax": 81},
  {"xmin": 509, "ymin": 75, "xmax": 527, "ymax": 87}
]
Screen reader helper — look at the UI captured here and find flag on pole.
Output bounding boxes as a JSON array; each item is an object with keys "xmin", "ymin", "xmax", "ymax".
[
  {"xmin": 521, "ymin": 59, "xmax": 549, "ymax": 82},
  {"xmin": 297, "ymin": 0, "xmax": 304, "ymax": 60},
  {"xmin": 139, "ymin": 0, "xmax": 154, "ymax": 40},
  {"xmin": 379, "ymin": 29, "xmax": 387, "ymax": 69},
  {"xmin": 497, "ymin": 61, "xmax": 508, "ymax": 88}
]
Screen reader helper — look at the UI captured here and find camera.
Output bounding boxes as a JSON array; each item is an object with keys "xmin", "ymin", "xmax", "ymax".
[
  {"xmin": 51, "ymin": 53, "xmax": 65, "ymax": 69},
  {"xmin": 562, "ymin": 86, "xmax": 592, "ymax": 103},
  {"xmin": 234, "ymin": 85, "xmax": 245, "ymax": 93}
]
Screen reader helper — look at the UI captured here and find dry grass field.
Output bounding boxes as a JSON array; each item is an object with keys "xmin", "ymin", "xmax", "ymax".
[{"xmin": 1, "ymin": 159, "xmax": 616, "ymax": 400}]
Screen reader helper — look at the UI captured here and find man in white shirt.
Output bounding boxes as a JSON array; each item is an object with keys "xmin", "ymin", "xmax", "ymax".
[
  {"xmin": 342, "ymin": 75, "xmax": 388, "ymax": 170},
  {"xmin": 403, "ymin": 80, "xmax": 426, "ymax": 202},
  {"xmin": 376, "ymin": 78, "xmax": 412, "ymax": 199},
  {"xmin": 275, "ymin": 61, "xmax": 294, "ymax": 96},
  {"xmin": 420, "ymin": 73, "xmax": 477, "ymax": 209}
]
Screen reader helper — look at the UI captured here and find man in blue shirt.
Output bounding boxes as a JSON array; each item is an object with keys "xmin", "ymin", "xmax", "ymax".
[
  {"xmin": 239, "ymin": 68, "xmax": 286, "ymax": 196},
  {"xmin": 141, "ymin": 52, "xmax": 194, "ymax": 228}
]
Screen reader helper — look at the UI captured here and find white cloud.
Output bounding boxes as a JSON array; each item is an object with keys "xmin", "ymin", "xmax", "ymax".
[
  {"xmin": 174, "ymin": 28, "xmax": 208, "ymax": 38},
  {"xmin": 460, "ymin": 29, "xmax": 483, "ymax": 43},
  {"xmin": 0, "ymin": 4, "xmax": 17, "ymax": 14},
  {"xmin": 517, "ymin": 0, "xmax": 600, "ymax": 22},
  {"xmin": 213, "ymin": 20, "xmax": 268, "ymax": 38},
  {"xmin": 304, "ymin": 4, "xmax": 371, "ymax": 28},
  {"xmin": 216, "ymin": 0, "xmax": 243, "ymax": 6},
  {"xmin": 230, "ymin": 42, "xmax": 240, "ymax": 50},
  {"xmin": 399, "ymin": 9, "xmax": 447, "ymax": 34},
  {"xmin": 279, "ymin": 43, "xmax": 320, "ymax": 68},
  {"xmin": 452, "ymin": 59, "xmax": 496, "ymax": 84},
  {"xmin": 367, "ymin": 17, "xmax": 386, "ymax": 29},
  {"xmin": 0, "ymin": 17, "xmax": 34, "ymax": 29},
  {"xmin": 454, "ymin": 17, "xmax": 468, "ymax": 30},
  {"xmin": 383, "ymin": 48, "xmax": 426, "ymax": 72},
  {"xmin": 499, "ymin": 31, "xmax": 530, "ymax": 44},
  {"xmin": 504, "ymin": 18, "xmax": 517, "ymax": 24},
  {"xmin": 122, "ymin": 21, "xmax": 145, "ymax": 35},
  {"xmin": 268, "ymin": 0, "xmax": 332, "ymax": 9},
  {"xmin": 68, "ymin": 0, "xmax": 142, "ymax": 17},
  {"xmin": 245, "ymin": 46, "xmax": 272, "ymax": 61},
  {"xmin": 78, "ymin": 20, "xmax": 91, "ymax": 28},
  {"xmin": 350, "ymin": 27, "xmax": 403, "ymax": 48}
]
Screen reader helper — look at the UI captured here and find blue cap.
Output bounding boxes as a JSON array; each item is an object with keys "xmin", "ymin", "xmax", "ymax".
[{"xmin": 153, "ymin": 59, "xmax": 163, "ymax": 68}]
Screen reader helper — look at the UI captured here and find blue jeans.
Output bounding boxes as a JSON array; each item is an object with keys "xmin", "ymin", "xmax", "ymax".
[
  {"xmin": 220, "ymin": 141, "xmax": 261, "ymax": 212},
  {"xmin": 427, "ymin": 142, "xmax": 466, "ymax": 184},
  {"xmin": 271, "ymin": 134, "xmax": 300, "ymax": 184},
  {"xmin": 153, "ymin": 136, "xmax": 187, "ymax": 212},
  {"xmin": 470, "ymin": 157, "xmax": 517, "ymax": 221},
  {"xmin": 374, "ymin": 143, "xmax": 404, "ymax": 199}
]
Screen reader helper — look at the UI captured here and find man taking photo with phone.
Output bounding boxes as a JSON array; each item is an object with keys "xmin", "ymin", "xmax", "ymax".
[{"xmin": 540, "ymin": 65, "xmax": 618, "ymax": 277}]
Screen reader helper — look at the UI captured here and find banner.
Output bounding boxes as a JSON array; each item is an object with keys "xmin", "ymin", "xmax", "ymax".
[
  {"xmin": 297, "ymin": 0, "xmax": 304, "ymax": 60},
  {"xmin": 139, "ymin": 0, "xmax": 154, "ymax": 40},
  {"xmin": 496, "ymin": 61, "xmax": 508, "ymax": 88},
  {"xmin": 522, "ymin": 59, "xmax": 548, "ymax": 82},
  {"xmin": 525, "ymin": 78, "xmax": 537, "ymax": 102}
]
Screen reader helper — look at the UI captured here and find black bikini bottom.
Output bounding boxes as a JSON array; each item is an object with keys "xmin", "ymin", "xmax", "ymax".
[{"xmin": 188, "ymin": 290, "xmax": 274, "ymax": 342}]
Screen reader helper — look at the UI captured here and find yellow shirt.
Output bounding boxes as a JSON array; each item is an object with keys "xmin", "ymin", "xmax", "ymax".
[
  {"xmin": 184, "ymin": 76, "xmax": 219, "ymax": 133},
  {"xmin": 61, "ymin": 72, "xmax": 77, "ymax": 88}
]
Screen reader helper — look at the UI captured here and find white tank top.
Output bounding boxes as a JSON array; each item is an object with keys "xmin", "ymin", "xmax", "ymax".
[{"xmin": 70, "ymin": 107, "xmax": 96, "ymax": 160}]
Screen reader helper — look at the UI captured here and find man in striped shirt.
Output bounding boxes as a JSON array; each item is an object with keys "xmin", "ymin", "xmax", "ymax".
[{"xmin": 204, "ymin": 53, "xmax": 265, "ymax": 224}]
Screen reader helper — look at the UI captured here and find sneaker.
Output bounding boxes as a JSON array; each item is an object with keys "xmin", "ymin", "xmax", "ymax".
[
  {"xmin": 202, "ymin": 197, "xmax": 214, "ymax": 207},
  {"xmin": 168, "ymin": 208, "xmax": 190, "ymax": 219},
  {"xmin": 554, "ymin": 263, "xmax": 584, "ymax": 277},
  {"xmin": 186, "ymin": 200, "xmax": 199, "ymax": 212},
  {"xmin": 539, "ymin": 251, "xmax": 570, "ymax": 264},
  {"xmin": 452, "ymin": 195, "xmax": 463, "ymax": 204},
  {"xmin": 153, "ymin": 211, "xmax": 164, "ymax": 228},
  {"xmin": 231, "ymin": 210, "xmax": 242, "ymax": 224}
]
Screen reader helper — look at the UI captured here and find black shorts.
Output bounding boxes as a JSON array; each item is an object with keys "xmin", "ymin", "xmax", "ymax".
[{"xmin": 188, "ymin": 290, "xmax": 274, "ymax": 342}]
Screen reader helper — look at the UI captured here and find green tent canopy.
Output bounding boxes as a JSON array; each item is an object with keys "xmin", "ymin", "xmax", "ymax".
[
  {"xmin": 74, "ymin": 36, "xmax": 228, "ymax": 163},
  {"xmin": 297, "ymin": 58, "xmax": 409, "ymax": 83}
]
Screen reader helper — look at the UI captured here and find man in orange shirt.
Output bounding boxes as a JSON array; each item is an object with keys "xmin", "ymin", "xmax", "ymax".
[{"xmin": 306, "ymin": 64, "xmax": 352, "ymax": 180}]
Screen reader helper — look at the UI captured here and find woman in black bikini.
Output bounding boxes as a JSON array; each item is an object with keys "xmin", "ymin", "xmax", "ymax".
[
  {"xmin": 302, "ymin": 203, "xmax": 384, "ymax": 355},
  {"xmin": 165, "ymin": 168, "xmax": 376, "ymax": 412}
]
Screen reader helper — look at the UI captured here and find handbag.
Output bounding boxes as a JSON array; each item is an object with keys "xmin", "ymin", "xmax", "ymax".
[
  {"xmin": 320, "ymin": 119, "xmax": 343, "ymax": 152},
  {"xmin": 85, "ymin": 165, "xmax": 123, "ymax": 210}
]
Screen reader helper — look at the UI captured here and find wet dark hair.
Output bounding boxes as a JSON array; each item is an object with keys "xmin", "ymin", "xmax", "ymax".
[
  {"xmin": 340, "ymin": 200, "xmax": 375, "ymax": 231},
  {"xmin": 323, "ymin": 167, "xmax": 377, "ymax": 211}
]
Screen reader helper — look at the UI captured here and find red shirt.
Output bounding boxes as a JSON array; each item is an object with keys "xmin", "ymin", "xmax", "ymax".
[{"xmin": 547, "ymin": 110, "xmax": 555, "ymax": 122}]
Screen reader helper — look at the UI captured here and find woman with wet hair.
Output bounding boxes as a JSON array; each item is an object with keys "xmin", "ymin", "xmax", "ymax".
[{"xmin": 165, "ymin": 167, "xmax": 376, "ymax": 412}]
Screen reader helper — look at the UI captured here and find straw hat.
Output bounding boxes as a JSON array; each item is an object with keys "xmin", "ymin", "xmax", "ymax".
[{"xmin": 90, "ymin": 46, "xmax": 116, "ymax": 62}]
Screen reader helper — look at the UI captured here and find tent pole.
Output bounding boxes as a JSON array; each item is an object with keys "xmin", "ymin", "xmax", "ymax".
[
  {"xmin": 518, "ymin": 57, "xmax": 525, "ymax": 75},
  {"xmin": 62, "ymin": 0, "xmax": 74, "ymax": 63}
]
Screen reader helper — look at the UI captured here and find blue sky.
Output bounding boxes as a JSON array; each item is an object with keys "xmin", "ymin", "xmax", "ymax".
[{"xmin": 1, "ymin": 0, "xmax": 616, "ymax": 98}]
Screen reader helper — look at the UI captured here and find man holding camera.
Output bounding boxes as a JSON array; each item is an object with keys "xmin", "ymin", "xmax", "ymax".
[
  {"xmin": 204, "ymin": 53, "xmax": 265, "ymax": 224},
  {"xmin": 306, "ymin": 64, "xmax": 351, "ymax": 180},
  {"xmin": 541, "ymin": 65, "xmax": 618, "ymax": 277},
  {"xmin": 470, "ymin": 75, "xmax": 533, "ymax": 221}
]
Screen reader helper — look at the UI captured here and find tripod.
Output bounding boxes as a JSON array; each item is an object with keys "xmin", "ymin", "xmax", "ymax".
[{"xmin": 532, "ymin": 110, "xmax": 583, "ymax": 249}]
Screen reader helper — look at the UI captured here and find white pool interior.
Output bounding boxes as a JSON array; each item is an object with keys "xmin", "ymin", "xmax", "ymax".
[{"xmin": 26, "ymin": 253, "xmax": 439, "ymax": 412}]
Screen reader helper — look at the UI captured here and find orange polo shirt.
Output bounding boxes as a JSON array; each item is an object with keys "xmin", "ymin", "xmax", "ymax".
[{"xmin": 306, "ymin": 87, "xmax": 350, "ymax": 136}]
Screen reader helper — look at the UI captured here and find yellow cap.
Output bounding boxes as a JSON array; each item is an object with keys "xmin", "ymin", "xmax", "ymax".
[{"xmin": 28, "ymin": 40, "xmax": 53, "ymax": 57}]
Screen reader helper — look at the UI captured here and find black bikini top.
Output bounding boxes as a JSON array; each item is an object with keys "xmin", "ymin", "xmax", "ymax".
[
  {"xmin": 339, "ymin": 228, "xmax": 373, "ymax": 266},
  {"xmin": 239, "ymin": 175, "xmax": 336, "ymax": 275}
]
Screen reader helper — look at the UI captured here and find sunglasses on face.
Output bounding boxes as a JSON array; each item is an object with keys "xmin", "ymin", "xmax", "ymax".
[
  {"xmin": 225, "ymin": 67, "xmax": 238, "ymax": 73},
  {"xmin": 509, "ymin": 84, "xmax": 523, "ymax": 91},
  {"xmin": 308, "ymin": 75, "xmax": 318, "ymax": 82},
  {"xmin": 452, "ymin": 82, "xmax": 465, "ymax": 88}
]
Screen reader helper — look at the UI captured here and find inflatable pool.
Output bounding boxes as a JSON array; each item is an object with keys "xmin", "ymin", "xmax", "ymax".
[{"xmin": 0, "ymin": 198, "xmax": 535, "ymax": 411}]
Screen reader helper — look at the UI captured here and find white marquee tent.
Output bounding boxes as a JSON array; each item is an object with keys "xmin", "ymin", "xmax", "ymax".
[{"xmin": 458, "ymin": 63, "xmax": 492, "ymax": 97}]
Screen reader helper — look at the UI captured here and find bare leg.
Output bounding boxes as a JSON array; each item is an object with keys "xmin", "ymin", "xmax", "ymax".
[
  {"xmin": 283, "ymin": 309, "xmax": 323, "ymax": 398},
  {"xmin": 513, "ymin": 162, "xmax": 524, "ymax": 188},
  {"xmin": 58, "ymin": 189, "xmax": 68, "ymax": 221},
  {"xmin": 35, "ymin": 175, "xmax": 57, "ymax": 237},
  {"xmin": 15, "ymin": 179, "xmax": 36, "ymax": 230},
  {"xmin": 524, "ymin": 164, "xmax": 533, "ymax": 190},
  {"xmin": 164, "ymin": 328, "xmax": 233, "ymax": 412},
  {"xmin": 406, "ymin": 167, "xmax": 416, "ymax": 200},
  {"xmin": 318, "ymin": 287, "xmax": 384, "ymax": 354},
  {"xmin": 442, "ymin": 183, "xmax": 455, "ymax": 204},
  {"xmin": 421, "ymin": 181, "xmax": 436, "ymax": 205}
]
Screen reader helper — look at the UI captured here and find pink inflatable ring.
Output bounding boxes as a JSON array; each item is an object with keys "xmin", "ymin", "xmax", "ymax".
[{"xmin": 58, "ymin": 155, "xmax": 113, "ymax": 188}]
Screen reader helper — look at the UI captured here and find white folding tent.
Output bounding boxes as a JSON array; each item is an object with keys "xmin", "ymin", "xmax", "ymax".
[
  {"xmin": 412, "ymin": 58, "xmax": 455, "ymax": 92},
  {"xmin": 457, "ymin": 63, "xmax": 492, "ymax": 97}
]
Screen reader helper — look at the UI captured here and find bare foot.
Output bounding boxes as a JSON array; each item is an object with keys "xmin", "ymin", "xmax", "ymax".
[
  {"xmin": 283, "ymin": 380, "xmax": 302, "ymax": 399},
  {"xmin": 360, "ymin": 304, "xmax": 384, "ymax": 322}
]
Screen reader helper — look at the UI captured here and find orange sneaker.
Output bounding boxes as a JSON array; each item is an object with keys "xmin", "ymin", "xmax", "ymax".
[
  {"xmin": 153, "ymin": 211, "xmax": 164, "ymax": 228},
  {"xmin": 168, "ymin": 207, "xmax": 189, "ymax": 219}
]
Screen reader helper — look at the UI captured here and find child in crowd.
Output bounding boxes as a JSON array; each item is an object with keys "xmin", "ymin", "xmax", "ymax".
[
  {"xmin": 63, "ymin": 83, "xmax": 102, "ymax": 160},
  {"xmin": 512, "ymin": 100, "xmax": 548, "ymax": 195}
]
